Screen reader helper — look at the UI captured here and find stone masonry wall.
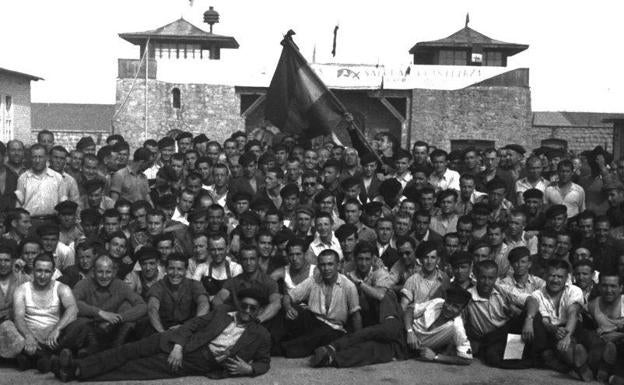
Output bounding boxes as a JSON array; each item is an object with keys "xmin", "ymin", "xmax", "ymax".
[
  {"xmin": 532, "ymin": 125, "xmax": 613, "ymax": 154},
  {"xmin": 410, "ymin": 86, "xmax": 533, "ymax": 151},
  {"xmin": 114, "ymin": 79, "xmax": 244, "ymax": 150}
]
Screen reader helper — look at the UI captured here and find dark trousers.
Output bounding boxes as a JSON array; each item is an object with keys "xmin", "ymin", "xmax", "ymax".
[
  {"xmin": 331, "ymin": 291, "xmax": 407, "ymax": 367},
  {"xmin": 477, "ymin": 313, "xmax": 548, "ymax": 369},
  {"xmin": 25, "ymin": 318, "xmax": 90, "ymax": 358},
  {"xmin": 78, "ymin": 333, "xmax": 214, "ymax": 381},
  {"xmin": 574, "ymin": 325, "xmax": 606, "ymax": 372},
  {"xmin": 277, "ymin": 308, "xmax": 345, "ymax": 358},
  {"xmin": 71, "ymin": 317, "xmax": 136, "ymax": 355}
]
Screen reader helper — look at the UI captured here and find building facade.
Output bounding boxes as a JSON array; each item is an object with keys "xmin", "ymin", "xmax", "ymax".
[{"xmin": 0, "ymin": 67, "xmax": 41, "ymax": 143}]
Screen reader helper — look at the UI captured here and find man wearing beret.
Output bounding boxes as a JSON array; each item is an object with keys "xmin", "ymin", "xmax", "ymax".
[
  {"xmin": 55, "ymin": 201, "xmax": 83, "ymax": 247},
  {"xmin": 76, "ymin": 136, "xmax": 96, "ymax": 157},
  {"xmin": 55, "ymin": 287, "xmax": 271, "ymax": 381}
]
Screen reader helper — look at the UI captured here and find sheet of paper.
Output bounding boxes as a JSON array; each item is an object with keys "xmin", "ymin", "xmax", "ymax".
[{"xmin": 503, "ymin": 333, "xmax": 525, "ymax": 360}]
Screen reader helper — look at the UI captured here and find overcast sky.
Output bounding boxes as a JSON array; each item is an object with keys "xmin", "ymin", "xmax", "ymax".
[{"xmin": 1, "ymin": 0, "xmax": 622, "ymax": 112}]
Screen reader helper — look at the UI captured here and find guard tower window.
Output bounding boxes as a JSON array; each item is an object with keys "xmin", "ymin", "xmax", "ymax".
[{"xmin": 172, "ymin": 88, "xmax": 181, "ymax": 109}]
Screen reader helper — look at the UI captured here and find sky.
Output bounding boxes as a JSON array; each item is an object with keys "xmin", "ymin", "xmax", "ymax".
[{"xmin": 1, "ymin": 0, "xmax": 623, "ymax": 112}]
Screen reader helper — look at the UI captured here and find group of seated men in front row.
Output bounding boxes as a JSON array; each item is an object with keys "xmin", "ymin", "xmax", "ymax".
[{"xmin": 2, "ymin": 233, "xmax": 624, "ymax": 383}]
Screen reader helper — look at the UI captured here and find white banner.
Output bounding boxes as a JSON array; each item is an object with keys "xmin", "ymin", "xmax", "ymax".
[{"xmin": 155, "ymin": 59, "xmax": 513, "ymax": 91}]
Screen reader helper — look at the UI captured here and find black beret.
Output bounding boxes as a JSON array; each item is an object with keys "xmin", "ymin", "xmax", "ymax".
[
  {"xmin": 76, "ymin": 136, "xmax": 96, "ymax": 150},
  {"xmin": 341, "ymin": 176, "xmax": 360, "ymax": 189},
  {"xmin": 545, "ymin": 204, "xmax": 567, "ymax": 218},
  {"xmin": 176, "ymin": 132, "xmax": 192, "ymax": 141},
  {"xmin": 360, "ymin": 153, "xmax": 378, "ymax": 166},
  {"xmin": 135, "ymin": 246, "xmax": 161, "ymax": 263},
  {"xmin": 471, "ymin": 202, "xmax": 490, "ymax": 215},
  {"xmin": 133, "ymin": 147, "xmax": 152, "ymax": 162},
  {"xmin": 55, "ymin": 201, "xmax": 78, "ymax": 214},
  {"xmin": 83, "ymin": 178, "xmax": 105, "ymax": 194},
  {"xmin": 280, "ymin": 183, "xmax": 300, "ymax": 198},
  {"xmin": 239, "ymin": 211, "xmax": 260, "ymax": 226},
  {"xmin": 485, "ymin": 178, "xmax": 507, "ymax": 192},
  {"xmin": 523, "ymin": 188, "xmax": 544, "ymax": 201},
  {"xmin": 232, "ymin": 191, "xmax": 252, "ymax": 202},
  {"xmin": 80, "ymin": 208, "xmax": 102, "ymax": 224},
  {"xmin": 36, "ymin": 223, "xmax": 60, "ymax": 237},
  {"xmin": 364, "ymin": 202, "xmax": 383, "ymax": 215},
  {"xmin": 335, "ymin": 224, "xmax": 358, "ymax": 241},
  {"xmin": 450, "ymin": 251, "xmax": 473, "ymax": 267},
  {"xmin": 157, "ymin": 137, "xmax": 175, "ymax": 149}
]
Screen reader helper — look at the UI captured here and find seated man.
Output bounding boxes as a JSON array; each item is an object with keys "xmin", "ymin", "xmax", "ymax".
[
  {"xmin": 401, "ymin": 241, "xmax": 450, "ymax": 308},
  {"xmin": 54, "ymin": 288, "xmax": 271, "ymax": 381},
  {"xmin": 271, "ymin": 238, "xmax": 316, "ymax": 294},
  {"xmin": 389, "ymin": 236, "xmax": 421, "ymax": 290},
  {"xmin": 105, "ymin": 231, "xmax": 135, "ymax": 279},
  {"xmin": 530, "ymin": 259, "xmax": 599, "ymax": 381},
  {"xmin": 212, "ymin": 245, "xmax": 281, "ymax": 324},
  {"xmin": 449, "ymin": 251, "xmax": 474, "ymax": 290},
  {"xmin": 124, "ymin": 246, "xmax": 165, "ymax": 300},
  {"xmin": 12, "ymin": 254, "xmax": 82, "ymax": 371},
  {"xmin": 192, "ymin": 233, "xmax": 242, "ymax": 298},
  {"xmin": 405, "ymin": 286, "xmax": 473, "ymax": 365},
  {"xmin": 58, "ymin": 240, "xmax": 97, "ymax": 289},
  {"xmin": 143, "ymin": 253, "xmax": 210, "ymax": 337},
  {"xmin": 15, "ymin": 237, "xmax": 60, "ymax": 281},
  {"xmin": 344, "ymin": 241, "xmax": 394, "ymax": 327},
  {"xmin": 587, "ymin": 270, "xmax": 623, "ymax": 383},
  {"xmin": 498, "ymin": 246, "xmax": 546, "ymax": 299},
  {"xmin": 279, "ymin": 249, "xmax": 361, "ymax": 358},
  {"xmin": 310, "ymin": 290, "xmax": 406, "ymax": 368},
  {"xmin": 0, "ymin": 245, "xmax": 30, "ymax": 359},
  {"xmin": 72, "ymin": 255, "xmax": 147, "ymax": 354},
  {"xmin": 463, "ymin": 260, "xmax": 546, "ymax": 370}
]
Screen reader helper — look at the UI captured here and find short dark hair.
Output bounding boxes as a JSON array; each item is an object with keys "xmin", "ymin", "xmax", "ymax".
[
  {"xmin": 167, "ymin": 253, "xmax": 188, "ymax": 268},
  {"xmin": 353, "ymin": 241, "xmax": 378, "ymax": 258},
  {"xmin": 318, "ymin": 249, "xmax": 339, "ymax": 263},
  {"xmin": 547, "ymin": 259, "xmax": 571, "ymax": 273},
  {"xmin": 475, "ymin": 260, "xmax": 498, "ymax": 276},
  {"xmin": 33, "ymin": 252, "xmax": 56, "ymax": 270}
]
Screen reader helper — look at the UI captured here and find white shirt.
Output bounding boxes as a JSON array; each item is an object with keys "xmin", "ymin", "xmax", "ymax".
[
  {"xmin": 544, "ymin": 183, "xmax": 586, "ymax": 218},
  {"xmin": 307, "ymin": 233, "xmax": 343, "ymax": 261},
  {"xmin": 171, "ymin": 207, "xmax": 189, "ymax": 226},
  {"xmin": 531, "ymin": 284, "xmax": 584, "ymax": 326},
  {"xmin": 429, "ymin": 168, "xmax": 460, "ymax": 192}
]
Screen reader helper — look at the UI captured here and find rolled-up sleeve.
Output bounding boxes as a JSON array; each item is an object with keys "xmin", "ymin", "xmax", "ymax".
[{"xmin": 344, "ymin": 280, "xmax": 361, "ymax": 314}]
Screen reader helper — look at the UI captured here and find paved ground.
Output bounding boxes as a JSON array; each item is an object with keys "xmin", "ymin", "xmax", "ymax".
[{"xmin": 1, "ymin": 357, "xmax": 601, "ymax": 385}]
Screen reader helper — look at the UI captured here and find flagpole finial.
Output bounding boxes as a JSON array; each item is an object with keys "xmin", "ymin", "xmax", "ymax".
[{"xmin": 465, "ymin": 13, "xmax": 470, "ymax": 27}]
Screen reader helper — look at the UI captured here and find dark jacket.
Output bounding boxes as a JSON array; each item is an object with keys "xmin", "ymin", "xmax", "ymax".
[
  {"xmin": 161, "ymin": 309, "xmax": 271, "ymax": 377},
  {"xmin": 0, "ymin": 167, "xmax": 18, "ymax": 212}
]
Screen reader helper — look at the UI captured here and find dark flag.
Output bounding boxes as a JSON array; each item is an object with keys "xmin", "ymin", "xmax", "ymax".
[
  {"xmin": 465, "ymin": 13, "xmax": 470, "ymax": 27},
  {"xmin": 332, "ymin": 25, "xmax": 339, "ymax": 57},
  {"xmin": 265, "ymin": 30, "xmax": 344, "ymax": 138}
]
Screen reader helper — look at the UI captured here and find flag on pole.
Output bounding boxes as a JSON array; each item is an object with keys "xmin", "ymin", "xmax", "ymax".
[
  {"xmin": 465, "ymin": 13, "xmax": 470, "ymax": 27},
  {"xmin": 265, "ymin": 30, "xmax": 344, "ymax": 138},
  {"xmin": 332, "ymin": 25, "xmax": 339, "ymax": 57}
]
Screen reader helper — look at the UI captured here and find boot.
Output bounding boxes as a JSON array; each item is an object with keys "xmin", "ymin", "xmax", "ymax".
[{"xmin": 541, "ymin": 349, "xmax": 568, "ymax": 373}]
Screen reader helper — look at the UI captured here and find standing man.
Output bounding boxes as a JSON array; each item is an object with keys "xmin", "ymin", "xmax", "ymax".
[
  {"xmin": 428, "ymin": 149, "xmax": 460, "ymax": 192},
  {"xmin": 545, "ymin": 160, "xmax": 586, "ymax": 218},
  {"xmin": 0, "ymin": 142, "xmax": 18, "ymax": 212},
  {"xmin": 15, "ymin": 144, "xmax": 66, "ymax": 230},
  {"xmin": 110, "ymin": 148, "xmax": 153, "ymax": 204},
  {"xmin": 6, "ymin": 140, "xmax": 27, "ymax": 176},
  {"xmin": 49, "ymin": 146, "xmax": 80, "ymax": 204}
]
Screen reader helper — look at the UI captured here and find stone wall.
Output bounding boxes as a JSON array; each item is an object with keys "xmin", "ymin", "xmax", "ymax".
[
  {"xmin": 532, "ymin": 125, "xmax": 613, "ymax": 154},
  {"xmin": 114, "ymin": 79, "xmax": 244, "ymax": 149},
  {"xmin": 410, "ymin": 85, "xmax": 533, "ymax": 151},
  {"xmin": 0, "ymin": 73, "xmax": 33, "ymax": 144}
]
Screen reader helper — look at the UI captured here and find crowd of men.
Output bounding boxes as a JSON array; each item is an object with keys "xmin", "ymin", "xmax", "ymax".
[{"xmin": 1, "ymin": 121, "xmax": 624, "ymax": 384}]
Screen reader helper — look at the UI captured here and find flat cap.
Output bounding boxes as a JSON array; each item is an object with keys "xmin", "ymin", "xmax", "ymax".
[
  {"xmin": 503, "ymin": 144, "xmax": 526, "ymax": 155},
  {"xmin": 36, "ymin": 223, "xmax": 60, "ymax": 237},
  {"xmin": 295, "ymin": 205, "xmax": 315, "ymax": 217},
  {"xmin": 157, "ymin": 137, "xmax": 175, "ymax": 149},
  {"xmin": 523, "ymin": 188, "xmax": 544, "ymax": 201}
]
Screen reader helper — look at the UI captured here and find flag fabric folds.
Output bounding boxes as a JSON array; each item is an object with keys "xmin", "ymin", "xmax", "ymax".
[{"xmin": 265, "ymin": 31, "xmax": 344, "ymax": 138}]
